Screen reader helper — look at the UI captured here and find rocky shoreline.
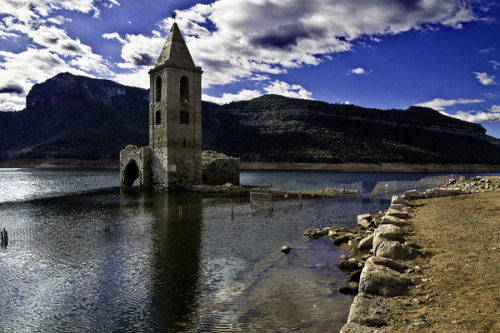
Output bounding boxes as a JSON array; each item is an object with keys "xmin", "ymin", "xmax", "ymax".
[{"xmin": 303, "ymin": 176, "xmax": 500, "ymax": 332}]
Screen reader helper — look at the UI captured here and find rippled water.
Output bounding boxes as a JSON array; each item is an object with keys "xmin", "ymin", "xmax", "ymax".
[{"xmin": 1, "ymin": 169, "xmax": 497, "ymax": 332}]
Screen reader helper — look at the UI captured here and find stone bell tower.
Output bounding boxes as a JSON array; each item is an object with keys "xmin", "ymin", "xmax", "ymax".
[{"xmin": 148, "ymin": 22, "xmax": 203, "ymax": 189}]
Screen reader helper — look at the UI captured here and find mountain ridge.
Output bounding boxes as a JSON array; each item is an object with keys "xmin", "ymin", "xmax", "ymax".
[{"xmin": 1, "ymin": 72, "xmax": 499, "ymax": 164}]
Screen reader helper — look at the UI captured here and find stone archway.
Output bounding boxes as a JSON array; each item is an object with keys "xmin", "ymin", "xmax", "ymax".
[{"xmin": 122, "ymin": 160, "xmax": 140, "ymax": 186}]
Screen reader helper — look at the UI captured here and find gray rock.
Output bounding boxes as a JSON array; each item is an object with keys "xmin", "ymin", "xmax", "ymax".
[
  {"xmin": 340, "ymin": 322, "xmax": 382, "ymax": 333},
  {"xmin": 339, "ymin": 285, "xmax": 358, "ymax": 295},
  {"xmin": 349, "ymin": 269, "xmax": 363, "ymax": 282},
  {"xmin": 357, "ymin": 214, "xmax": 374, "ymax": 229},
  {"xmin": 368, "ymin": 256, "xmax": 407, "ymax": 273},
  {"xmin": 391, "ymin": 195, "xmax": 410, "ymax": 206},
  {"xmin": 358, "ymin": 234, "xmax": 373, "ymax": 251},
  {"xmin": 339, "ymin": 258, "xmax": 360, "ymax": 271},
  {"xmin": 373, "ymin": 224, "xmax": 405, "ymax": 252},
  {"xmin": 280, "ymin": 246, "xmax": 291, "ymax": 254},
  {"xmin": 333, "ymin": 235, "xmax": 351, "ymax": 245},
  {"xmin": 402, "ymin": 189, "xmax": 424, "ymax": 200},
  {"xmin": 380, "ymin": 215, "xmax": 408, "ymax": 227},
  {"xmin": 346, "ymin": 293, "xmax": 390, "ymax": 326},
  {"xmin": 359, "ymin": 259, "xmax": 412, "ymax": 296},
  {"xmin": 375, "ymin": 240, "xmax": 412, "ymax": 260},
  {"xmin": 424, "ymin": 188, "xmax": 465, "ymax": 198},
  {"xmin": 385, "ymin": 208, "xmax": 409, "ymax": 219},
  {"xmin": 389, "ymin": 203, "xmax": 407, "ymax": 212}
]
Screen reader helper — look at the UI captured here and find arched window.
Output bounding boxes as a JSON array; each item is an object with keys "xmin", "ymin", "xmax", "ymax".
[
  {"xmin": 180, "ymin": 76, "xmax": 189, "ymax": 103},
  {"xmin": 156, "ymin": 110, "xmax": 161, "ymax": 125},
  {"xmin": 155, "ymin": 76, "xmax": 162, "ymax": 102}
]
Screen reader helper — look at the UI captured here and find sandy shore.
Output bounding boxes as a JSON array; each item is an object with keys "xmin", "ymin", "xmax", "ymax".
[
  {"xmin": 376, "ymin": 187, "xmax": 500, "ymax": 332},
  {"xmin": 329, "ymin": 177, "xmax": 500, "ymax": 332}
]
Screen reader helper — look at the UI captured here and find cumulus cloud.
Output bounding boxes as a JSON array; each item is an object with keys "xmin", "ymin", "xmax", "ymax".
[
  {"xmin": 441, "ymin": 105, "xmax": 500, "ymax": 123},
  {"xmin": 347, "ymin": 67, "xmax": 372, "ymax": 75},
  {"xmin": 415, "ymin": 98, "xmax": 485, "ymax": 111},
  {"xmin": 0, "ymin": 83, "xmax": 24, "ymax": 94},
  {"xmin": 202, "ymin": 89, "xmax": 262, "ymax": 105},
  {"xmin": 202, "ymin": 79, "xmax": 313, "ymax": 104},
  {"xmin": 491, "ymin": 61, "xmax": 500, "ymax": 69},
  {"xmin": 0, "ymin": 0, "xmax": 480, "ymax": 109},
  {"xmin": 107, "ymin": 0, "xmax": 475, "ymax": 90},
  {"xmin": 474, "ymin": 72, "xmax": 498, "ymax": 85},
  {"xmin": 0, "ymin": 0, "xmax": 118, "ymax": 110},
  {"xmin": 263, "ymin": 80, "xmax": 313, "ymax": 100}
]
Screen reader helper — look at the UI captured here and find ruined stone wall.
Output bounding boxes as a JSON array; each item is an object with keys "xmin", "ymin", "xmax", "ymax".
[
  {"xmin": 119, "ymin": 145, "xmax": 152, "ymax": 187},
  {"xmin": 202, "ymin": 150, "xmax": 240, "ymax": 186}
]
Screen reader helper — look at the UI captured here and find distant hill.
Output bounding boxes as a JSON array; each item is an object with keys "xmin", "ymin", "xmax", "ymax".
[
  {"xmin": 0, "ymin": 73, "xmax": 149, "ymax": 160},
  {"xmin": 1, "ymin": 73, "xmax": 499, "ymax": 164}
]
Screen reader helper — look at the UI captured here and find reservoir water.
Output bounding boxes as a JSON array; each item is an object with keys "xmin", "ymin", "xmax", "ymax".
[{"xmin": 1, "ymin": 169, "xmax": 498, "ymax": 332}]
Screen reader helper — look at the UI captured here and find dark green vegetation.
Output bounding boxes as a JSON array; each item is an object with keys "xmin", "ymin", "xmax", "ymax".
[
  {"xmin": 1, "ymin": 73, "xmax": 499, "ymax": 164},
  {"xmin": 203, "ymin": 95, "xmax": 500, "ymax": 164}
]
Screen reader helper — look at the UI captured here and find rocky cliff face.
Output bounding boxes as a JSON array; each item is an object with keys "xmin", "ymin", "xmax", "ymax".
[{"xmin": 26, "ymin": 72, "xmax": 148, "ymax": 109}]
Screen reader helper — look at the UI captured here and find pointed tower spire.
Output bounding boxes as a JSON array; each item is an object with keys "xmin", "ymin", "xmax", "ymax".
[{"xmin": 155, "ymin": 23, "xmax": 197, "ymax": 70}]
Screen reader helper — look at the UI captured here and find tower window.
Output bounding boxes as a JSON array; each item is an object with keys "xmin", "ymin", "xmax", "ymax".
[
  {"xmin": 183, "ymin": 138, "xmax": 186, "ymax": 147},
  {"xmin": 180, "ymin": 76, "xmax": 189, "ymax": 103},
  {"xmin": 155, "ymin": 76, "xmax": 162, "ymax": 102},
  {"xmin": 180, "ymin": 111, "xmax": 189, "ymax": 125},
  {"xmin": 156, "ymin": 110, "xmax": 161, "ymax": 125}
]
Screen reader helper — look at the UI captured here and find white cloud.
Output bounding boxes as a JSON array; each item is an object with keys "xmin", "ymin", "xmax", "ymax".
[
  {"xmin": 143, "ymin": 0, "xmax": 475, "ymax": 89},
  {"xmin": 441, "ymin": 105, "xmax": 500, "ymax": 123},
  {"xmin": 347, "ymin": 67, "xmax": 371, "ymax": 75},
  {"xmin": 490, "ymin": 60, "xmax": 500, "ymax": 69},
  {"xmin": 0, "ymin": 0, "xmax": 480, "ymax": 110},
  {"xmin": 0, "ymin": 0, "xmax": 117, "ymax": 109},
  {"xmin": 415, "ymin": 98, "xmax": 485, "ymax": 111},
  {"xmin": 474, "ymin": 72, "xmax": 498, "ymax": 85},
  {"xmin": 479, "ymin": 47, "xmax": 495, "ymax": 54},
  {"xmin": 202, "ymin": 89, "xmax": 262, "ymax": 105},
  {"xmin": 264, "ymin": 80, "xmax": 313, "ymax": 100}
]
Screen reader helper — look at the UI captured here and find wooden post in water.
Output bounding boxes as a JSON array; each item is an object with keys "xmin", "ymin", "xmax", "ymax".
[
  {"xmin": 343, "ymin": 186, "xmax": 346, "ymax": 201},
  {"xmin": 322, "ymin": 188, "xmax": 325, "ymax": 205},
  {"xmin": 269, "ymin": 192, "xmax": 273, "ymax": 212},
  {"xmin": 230, "ymin": 198, "xmax": 234, "ymax": 221},
  {"xmin": 1, "ymin": 228, "xmax": 7, "ymax": 247},
  {"xmin": 298, "ymin": 191, "xmax": 303, "ymax": 209},
  {"xmin": 179, "ymin": 205, "xmax": 184, "ymax": 220}
]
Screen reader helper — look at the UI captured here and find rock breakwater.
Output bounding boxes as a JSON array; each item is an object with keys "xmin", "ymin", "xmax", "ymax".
[{"xmin": 304, "ymin": 176, "xmax": 500, "ymax": 332}]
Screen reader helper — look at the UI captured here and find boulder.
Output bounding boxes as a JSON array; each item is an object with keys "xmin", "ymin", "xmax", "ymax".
[
  {"xmin": 424, "ymin": 188, "xmax": 465, "ymax": 198},
  {"xmin": 346, "ymin": 293, "xmax": 390, "ymax": 326},
  {"xmin": 368, "ymin": 256, "xmax": 407, "ymax": 273},
  {"xmin": 357, "ymin": 214, "xmax": 374, "ymax": 229},
  {"xmin": 388, "ymin": 203, "xmax": 407, "ymax": 212},
  {"xmin": 358, "ymin": 234, "xmax": 373, "ymax": 251},
  {"xmin": 373, "ymin": 224, "xmax": 405, "ymax": 252},
  {"xmin": 391, "ymin": 195, "xmax": 410, "ymax": 207},
  {"xmin": 380, "ymin": 215, "xmax": 408, "ymax": 227},
  {"xmin": 349, "ymin": 269, "xmax": 363, "ymax": 283},
  {"xmin": 402, "ymin": 189, "xmax": 424, "ymax": 200},
  {"xmin": 333, "ymin": 235, "xmax": 351, "ymax": 245},
  {"xmin": 339, "ymin": 285, "xmax": 358, "ymax": 295},
  {"xmin": 359, "ymin": 259, "xmax": 412, "ymax": 296},
  {"xmin": 339, "ymin": 258, "xmax": 360, "ymax": 271},
  {"xmin": 385, "ymin": 208, "xmax": 409, "ymax": 219},
  {"xmin": 280, "ymin": 246, "xmax": 291, "ymax": 254},
  {"xmin": 375, "ymin": 241, "xmax": 412, "ymax": 261}
]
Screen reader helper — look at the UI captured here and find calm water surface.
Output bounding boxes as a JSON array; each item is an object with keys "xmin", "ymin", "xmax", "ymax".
[{"xmin": 0, "ymin": 169, "xmax": 498, "ymax": 332}]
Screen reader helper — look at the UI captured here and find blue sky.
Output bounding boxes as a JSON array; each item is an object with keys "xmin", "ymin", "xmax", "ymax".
[{"xmin": 1, "ymin": 0, "xmax": 500, "ymax": 137}]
